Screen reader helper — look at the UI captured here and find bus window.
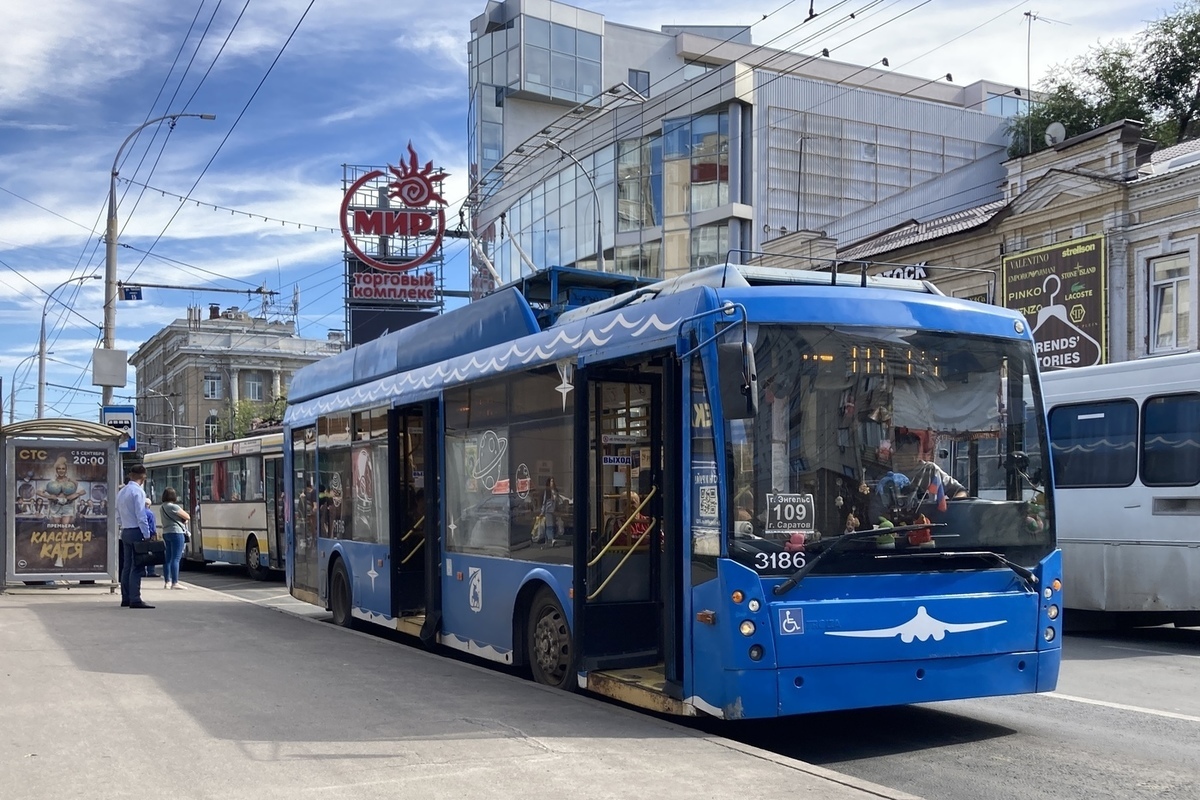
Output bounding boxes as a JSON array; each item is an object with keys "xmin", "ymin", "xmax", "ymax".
[
  {"xmin": 200, "ymin": 462, "xmax": 215, "ymax": 501},
  {"xmin": 1048, "ymin": 400, "xmax": 1138, "ymax": 488},
  {"xmin": 1141, "ymin": 392, "xmax": 1200, "ymax": 487}
]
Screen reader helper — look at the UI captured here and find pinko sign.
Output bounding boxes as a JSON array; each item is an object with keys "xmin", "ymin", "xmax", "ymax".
[{"xmin": 340, "ymin": 143, "xmax": 447, "ymax": 272}]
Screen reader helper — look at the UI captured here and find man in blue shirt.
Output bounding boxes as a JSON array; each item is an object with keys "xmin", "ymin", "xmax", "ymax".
[{"xmin": 116, "ymin": 464, "xmax": 154, "ymax": 609}]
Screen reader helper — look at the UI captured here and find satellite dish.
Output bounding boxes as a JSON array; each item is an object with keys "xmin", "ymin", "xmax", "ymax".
[{"xmin": 1045, "ymin": 122, "xmax": 1067, "ymax": 146}]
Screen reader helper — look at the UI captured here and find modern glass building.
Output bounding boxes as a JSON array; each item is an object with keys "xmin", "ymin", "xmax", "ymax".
[{"xmin": 468, "ymin": 0, "xmax": 1023, "ymax": 289}]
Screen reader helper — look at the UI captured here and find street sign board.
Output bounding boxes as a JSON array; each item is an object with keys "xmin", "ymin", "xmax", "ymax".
[
  {"xmin": 101, "ymin": 405, "xmax": 136, "ymax": 452},
  {"xmin": 121, "ymin": 286, "xmax": 143, "ymax": 301}
]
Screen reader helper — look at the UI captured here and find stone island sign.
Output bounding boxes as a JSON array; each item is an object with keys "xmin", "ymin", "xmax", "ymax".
[{"xmin": 1002, "ymin": 235, "xmax": 1107, "ymax": 370}]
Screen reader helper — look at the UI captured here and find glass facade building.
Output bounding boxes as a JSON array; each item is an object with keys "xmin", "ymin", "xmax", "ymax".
[{"xmin": 469, "ymin": 0, "xmax": 1016, "ymax": 289}]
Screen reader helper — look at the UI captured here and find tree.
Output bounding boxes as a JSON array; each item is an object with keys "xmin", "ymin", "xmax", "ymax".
[
  {"xmin": 230, "ymin": 397, "xmax": 286, "ymax": 438},
  {"xmin": 1007, "ymin": 42, "xmax": 1155, "ymax": 158},
  {"xmin": 1142, "ymin": 0, "xmax": 1200, "ymax": 143},
  {"xmin": 1007, "ymin": 2, "xmax": 1200, "ymax": 157}
]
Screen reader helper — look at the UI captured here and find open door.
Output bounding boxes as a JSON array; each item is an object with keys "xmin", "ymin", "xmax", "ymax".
[
  {"xmin": 392, "ymin": 404, "xmax": 428, "ymax": 616},
  {"xmin": 576, "ymin": 369, "xmax": 664, "ymax": 671}
]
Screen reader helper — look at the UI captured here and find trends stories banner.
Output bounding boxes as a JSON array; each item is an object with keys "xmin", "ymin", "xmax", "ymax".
[
  {"xmin": 9, "ymin": 441, "xmax": 112, "ymax": 576},
  {"xmin": 1001, "ymin": 234, "xmax": 1107, "ymax": 371}
]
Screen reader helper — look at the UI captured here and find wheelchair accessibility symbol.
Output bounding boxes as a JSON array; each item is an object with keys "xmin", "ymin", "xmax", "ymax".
[{"xmin": 778, "ymin": 608, "xmax": 804, "ymax": 635}]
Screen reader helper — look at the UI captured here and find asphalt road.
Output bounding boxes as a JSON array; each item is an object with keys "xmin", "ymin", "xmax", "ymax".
[{"xmin": 182, "ymin": 565, "xmax": 1200, "ymax": 800}]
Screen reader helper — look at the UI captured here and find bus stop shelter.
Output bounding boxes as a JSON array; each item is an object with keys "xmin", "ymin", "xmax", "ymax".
[{"xmin": 1, "ymin": 419, "xmax": 124, "ymax": 590}]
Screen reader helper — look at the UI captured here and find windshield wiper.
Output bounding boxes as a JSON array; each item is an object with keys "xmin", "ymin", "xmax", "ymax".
[
  {"xmin": 874, "ymin": 550, "xmax": 1038, "ymax": 592},
  {"xmin": 772, "ymin": 523, "xmax": 947, "ymax": 597}
]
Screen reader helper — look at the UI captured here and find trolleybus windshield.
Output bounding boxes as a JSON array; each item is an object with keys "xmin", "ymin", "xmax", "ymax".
[{"xmin": 726, "ymin": 325, "xmax": 1053, "ymax": 577}]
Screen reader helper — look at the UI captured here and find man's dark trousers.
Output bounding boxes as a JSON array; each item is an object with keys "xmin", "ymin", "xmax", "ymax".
[{"xmin": 119, "ymin": 528, "xmax": 145, "ymax": 605}]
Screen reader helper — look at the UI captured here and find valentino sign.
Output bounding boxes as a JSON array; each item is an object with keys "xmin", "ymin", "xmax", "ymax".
[{"xmin": 340, "ymin": 143, "xmax": 447, "ymax": 274}]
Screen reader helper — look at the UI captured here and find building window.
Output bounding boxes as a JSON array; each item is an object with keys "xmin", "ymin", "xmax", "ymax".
[
  {"xmin": 203, "ymin": 373, "xmax": 222, "ymax": 400},
  {"xmin": 629, "ymin": 69, "xmax": 649, "ymax": 98},
  {"xmin": 246, "ymin": 373, "xmax": 264, "ymax": 402},
  {"xmin": 1150, "ymin": 253, "xmax": 1190, "ymax": 351},
  {"xmin": 204, "ymin": 414, "xmax": 220, "ymax": 444}
]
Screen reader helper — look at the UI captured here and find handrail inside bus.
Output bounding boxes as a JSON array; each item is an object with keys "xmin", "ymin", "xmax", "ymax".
[
  {"xmin": 401, "ymin": 538, "xmax": 424, "ymax": 565},
  {"xmin": 587, "ymin": 486, "xmax": 657, "ymax": 568},
  {"xmin": 587, "ymin": 521, "xmax": 654, "ymax": 602},
  {"xmin": 400, "ymin": 516, "xmax": 425, "ymax": 542}
]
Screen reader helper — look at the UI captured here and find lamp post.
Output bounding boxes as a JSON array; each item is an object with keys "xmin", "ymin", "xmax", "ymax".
[
  {"xmin": 544, "ymin": 140, "xmax": 605, "ymax": 273},
  {"xmin": 102, "ymin": 112, "xmax": 216, "ymax": 406},
  {"xmin": 10, "ymin": 351, "xmax": 44, "ymax": 423},
  {"xmin": 138, "ymin": 387, "xmax": 178, "ymax": 449},
  {"xmin": 39, "ymin": 274, "xmax": 101, "ymax": 418}
]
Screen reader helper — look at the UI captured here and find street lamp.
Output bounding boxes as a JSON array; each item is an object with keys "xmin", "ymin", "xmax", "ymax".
[
  {"xmin": 139, "ymin": 387, "xmax": 178, "ymax": 449},
  {"xmin": 39, "ymin": 275, "xmax": 101, "ymax": 418},
  {"xmin": 102, "ymin": 112, "xmax": 216, "ymax": 406},
  {"xmin": 544, "ymin": 140, "xmax": 605, "ymax": 273},
  {"xmin": 10, "ymin": 351, "xmax": 45, "ymax": 423}
]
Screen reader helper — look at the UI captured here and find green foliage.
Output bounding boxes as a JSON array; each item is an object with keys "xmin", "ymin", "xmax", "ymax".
[
  {"xmin": 230, "ymin": 397, "xmax": 286, "ymax": 438},
  {"xmin": 1007, "ymin": 2, "xmax": 1200, "ymax": 157}
]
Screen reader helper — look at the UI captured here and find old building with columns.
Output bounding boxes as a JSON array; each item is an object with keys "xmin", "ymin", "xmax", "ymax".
[
  {"xmin": 129, "ymin": 304, "xmax": 345, "ymax": 451},
  {"xmin": 836, "ymin": 119, "xmax": 1197, "ymax": 368}
]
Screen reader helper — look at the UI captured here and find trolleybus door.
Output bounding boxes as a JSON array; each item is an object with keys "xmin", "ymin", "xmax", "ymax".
[
  {"xmin": 577, "ymin": 372, "xmax": 664, "ymax": 671},
  {"xmin": 265, "ymin": 457, "xmax": 284, "ymax": 569},
  {"xmin": 392, "ymin": 403, "xmax": 438, "ymax": 624},
  {"xmin": 183, "ymin": 466, "xmax": 200, "ymax": 559}
]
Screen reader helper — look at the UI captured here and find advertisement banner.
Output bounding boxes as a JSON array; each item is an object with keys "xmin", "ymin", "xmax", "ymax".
[
  {"xmin": 8, "ymin": 440, "xmax": 113, "ymax": 577},
  {"xmin": 1001, "ymin": 234, "xmax": 1107, "ymax": 370}
]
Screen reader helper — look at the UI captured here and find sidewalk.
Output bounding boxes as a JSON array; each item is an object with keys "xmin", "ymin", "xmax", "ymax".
[{"xmin": 0, "ymin": 583, "xmax": 922, "ymax": 800}]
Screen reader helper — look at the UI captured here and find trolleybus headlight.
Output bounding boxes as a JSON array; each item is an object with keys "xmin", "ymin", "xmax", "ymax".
[
  {"xmin": 731, "ymin": 590, "xmax": 745, "ymax": 604},
  {"xmin": 739, "ymin": 620, "xmax": 756, "ymax": 636},
  {"xmin": 1047, "ymin": 604, "xmax": 1059, "ymax": 620},
  {"xmin": 1043, "ymin": 587, "xmax": 1053, "ymax": 599},
  {"xmin": 1044, "ymin": 626, "xmax": 1056, "ymax": 642},
  {"xmin": 748, "ymin": 598, "xmax": 761, "ymax": 612},
  {"xmin": 749, "ymin": 644, "xmax": 764, "ymax": 661}
]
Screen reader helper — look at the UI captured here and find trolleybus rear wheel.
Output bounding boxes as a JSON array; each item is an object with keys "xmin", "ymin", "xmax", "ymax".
[
  {"xmin": 330, "ymin": 560, "xmax": 353, "ymax": 628},
  {"xmin": 528, "ymin": 587, "xmax": 573, "ymax": 690},
  {"xmin": 245, "ymin": 536, "xmax": 268, "ymax": 581}
]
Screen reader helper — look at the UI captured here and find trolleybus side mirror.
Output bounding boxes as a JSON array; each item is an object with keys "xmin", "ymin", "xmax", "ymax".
[{"xmin": 717, "ymin": 341, "xmax": 758, "ymax": 420}]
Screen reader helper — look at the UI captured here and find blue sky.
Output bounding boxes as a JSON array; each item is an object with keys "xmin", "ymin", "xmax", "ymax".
[{"xmin": 0, "ymin": 0, "xmax": 1158, "ymax": 421}]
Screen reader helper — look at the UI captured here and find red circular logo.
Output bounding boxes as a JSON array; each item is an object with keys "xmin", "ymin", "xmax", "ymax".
[{"xmin": 340, "ymin": 142, "xmax": 447, "ymax": 273}]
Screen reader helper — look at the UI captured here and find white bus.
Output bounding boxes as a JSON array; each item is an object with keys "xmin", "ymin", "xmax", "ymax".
[
  {"xmin": 143, "ymin": 432, "xmax": 286, "ymax": 580},
  {"xmin": 1042, "ymin": 353, "xmax": 1200, "ymax": 626}
]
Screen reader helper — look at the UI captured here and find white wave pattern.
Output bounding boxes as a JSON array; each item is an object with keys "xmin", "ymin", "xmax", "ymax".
[{"xmin": 289, "ymin": 311, "xmax": 682, "ymax": 420}]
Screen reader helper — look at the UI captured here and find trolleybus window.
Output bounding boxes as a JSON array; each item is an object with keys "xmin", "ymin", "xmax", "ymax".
[
  {"xmin": 728, "ymin": 325, "xmax": 1051, "ymax": 575},
  {"xmin": 444, "ymin": 368, "xmax": 574, "ymax": 559}
]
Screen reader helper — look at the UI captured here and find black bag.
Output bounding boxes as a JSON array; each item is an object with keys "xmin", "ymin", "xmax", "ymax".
[{"xmin": 132, "ymin": 539, "xmax": 166, "ymax": 568}]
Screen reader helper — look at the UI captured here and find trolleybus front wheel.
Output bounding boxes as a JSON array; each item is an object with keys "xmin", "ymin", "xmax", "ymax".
[
  {"xmin": 245, "ymin": 536, "xmax": 269, "ymax": 581},
  {"xmin": 330, "ymin": 560, "xmax": 353, "ymax": 628},
  {"xmin": 528, "ymin": 587, "xmax": 573, "ymax": 690}
]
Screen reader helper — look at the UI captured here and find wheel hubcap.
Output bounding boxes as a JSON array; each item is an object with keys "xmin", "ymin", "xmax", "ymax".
[{"xmin": 534, "ymin": 608, "xmax": 568, "ymax": 679}]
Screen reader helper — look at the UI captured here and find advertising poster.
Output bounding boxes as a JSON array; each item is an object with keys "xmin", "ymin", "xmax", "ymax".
[
  {"xmin": 1001, "ymin": 234, "xmax": 1107, "ymax": 370},
  {"xmin": 10, "ymin": 441, "xmax": 111, "ymax": 576}
]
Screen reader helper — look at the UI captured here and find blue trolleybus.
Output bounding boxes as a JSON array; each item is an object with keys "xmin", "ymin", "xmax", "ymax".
[{"xmin": 283, "ymin": 265, "xmax": 1062, "ymax": 719}]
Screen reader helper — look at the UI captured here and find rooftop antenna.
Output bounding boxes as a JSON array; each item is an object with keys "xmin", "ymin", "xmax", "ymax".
[{"xmin": 1024, "ymin": 10, "xmax": 1070, "ymax": 155}]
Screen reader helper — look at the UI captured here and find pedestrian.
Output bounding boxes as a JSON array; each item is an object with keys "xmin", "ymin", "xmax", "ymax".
[
  {"xmin": 142, "ymin": 499, "xmax": 160, "ymax": 579},
  {"xmin": 116, "ymin": 464, "xmax": 154, "ymax": 609},
  {"xmin": 539, "ymin": 476, "xmax": 570, "ymax": 547},
  {"xmin": 159, "ymin": 488, "xmax": 190, "ymax": 590}
]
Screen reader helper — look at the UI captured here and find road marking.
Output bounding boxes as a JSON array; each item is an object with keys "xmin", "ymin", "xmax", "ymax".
[
  {"xmin": 1047, "ymin": 692, "xmax": 1200, "ymax": 723},
  {"xmin": 1101, "ymin": 644, "xmax": 1200, "ymax": 660}
]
